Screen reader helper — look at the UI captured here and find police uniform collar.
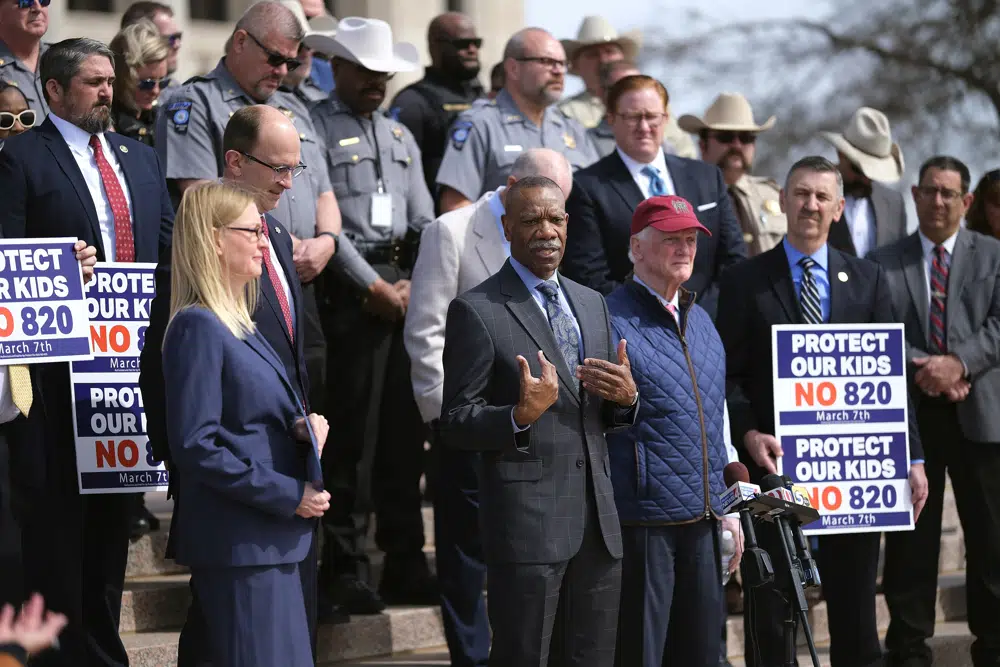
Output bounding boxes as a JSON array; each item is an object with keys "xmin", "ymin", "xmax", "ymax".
[
  {"xmin": 321, "ymin": 90, "xmax": 352, "ymax": 115},
  {"xmin": 0, "ymin": 37, "xmax": 45, "ymax": 71},
  {"xmin": 496, "ymin": 88, "xmax": 562, "ymax": 127},
  {"xmin": 213, "ymin": 59, "xmax": 259, "ymax": 104}
]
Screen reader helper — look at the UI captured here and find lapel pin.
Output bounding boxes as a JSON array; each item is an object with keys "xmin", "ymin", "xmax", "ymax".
[
  {"xmin": 119, "ymin": 145, "xmax": 128, "ymax": 153},
  {"xmin": 838, "ymin": 271, "xmax": 849, "ymax": 282},
  {"xmin": 274, "ymin": 226, "xmax": 281, "ymax": 234}
]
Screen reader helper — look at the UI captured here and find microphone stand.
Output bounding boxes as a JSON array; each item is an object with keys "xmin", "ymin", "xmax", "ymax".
[{"xmin": 773, "ymin": 514, "xmax": 822, "ymax": 667}]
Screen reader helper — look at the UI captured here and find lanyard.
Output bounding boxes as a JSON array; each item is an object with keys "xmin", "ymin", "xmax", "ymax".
[{"xmin": 357, "ymin": 115, "xmax": 385, "ymax": 194}]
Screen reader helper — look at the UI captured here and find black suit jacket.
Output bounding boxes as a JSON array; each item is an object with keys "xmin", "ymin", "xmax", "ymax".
[
  {"xmin": 716, "ymin": 242, "xmax": 923, "ymax": 471},
  {"xmin": 440, "ymin": 261, "xmax": 634, "ymax": 565},
  {"xmin": 0, "ymin": 117, "xmax": 174, "ymax": 492},
  {"xmin": 140, "ymin": 212, "xmax": 308, "ymax": 467},
  {"xmin": 828, "ymin": 181, "xmax": 908, "ymax": 257},
  {"xmin": 562, "ymin": 151, "xmax": 748, "ymax": 318}
]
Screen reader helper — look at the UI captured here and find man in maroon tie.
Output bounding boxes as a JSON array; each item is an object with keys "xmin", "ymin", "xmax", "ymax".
[{"xmin": 0, "ymin": 38, "xmax": 174, "ymax": 667}]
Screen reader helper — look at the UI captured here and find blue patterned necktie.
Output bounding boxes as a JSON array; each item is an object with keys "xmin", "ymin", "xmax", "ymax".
[
  {"xmin": 641, "ymin": 165, "xmax": 668, "ymax": 197},
  {"xmin": 798, "ymin": 257, "xmax": 823, "ymax": 324},
  {"xmin": 536, "ymin": 280, "xmax": 580, "ymax": 391},
  {"xmin": 928, "ymin": 245, "xmax": 950, "ymax": 353}
]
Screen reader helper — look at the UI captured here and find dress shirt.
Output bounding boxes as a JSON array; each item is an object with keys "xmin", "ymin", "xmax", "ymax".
[
  {"xmin": 844, "ymin": 195, "xmax": 877, "ymax": 259},
  {"xmin": 49, "ymin": 113, "xmax": 133, "ymax": 262},
  {"xmin": 616, "ymin": 147, "xmax": 675, "ymax": 199},
  {"xmin": 489, "ymin": 186, "xmax": 511, "ymax": 259},
  {"xmin": 0, "ymin": 372, "xmax": 19, "ymax": 424},
  {"xmin": 783, "ymin": 238, "xmax": 830, "ymax": 323}
]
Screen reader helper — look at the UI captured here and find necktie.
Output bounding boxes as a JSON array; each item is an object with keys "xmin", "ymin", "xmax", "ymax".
[
  {"xmin": 929, "ymin": 245, "xmax": 950, "ymax": 353},
  {"xmin": 536, "ymin": 281, "xmax": 580, "ymax": 391},
  {"xmin": 641, "ymin": 165, "xmax": 668, "ymax": 197},
  {"xmin": 260, "ymin": 219, "xmax": 295, "ymax": 342},
  {"xmin": 8, "ymin": 365, "xmax": 31, "ymax": 416},
  {"xmin": 89, "ymin": 135, "xmax": 135, "ymax": 262},
  {"xmin": 798, "ymin": 257, "xmax": 823, "ymax": 324}
]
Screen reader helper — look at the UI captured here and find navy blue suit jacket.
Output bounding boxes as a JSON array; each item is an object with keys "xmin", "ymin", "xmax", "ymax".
[
  {"xmin": 562, "ymin": 151, "xmax": 748, "ymax": 318},
  {"xmin": 0, "ymin": 117, "xmax": 174, "ymax": 491},
  {"xmin": 162, "ymin": 306, "xmax": 320, "ymax": 568}
]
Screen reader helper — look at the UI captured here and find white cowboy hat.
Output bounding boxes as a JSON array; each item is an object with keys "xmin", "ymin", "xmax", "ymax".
[
  {"xmin": 819, "ymin": 107, "xmax": 904, "ymax": 183},
  {"xmin": 677, "ymin": 92, "xmax": 776, "ymax": 134},
  {"xmin": 305, "ymin": 16, "xmax": 418, "ymax": 74},
  {"xmin": 561, "ymin": 16, "xmax": 642, "ymax": 63}
]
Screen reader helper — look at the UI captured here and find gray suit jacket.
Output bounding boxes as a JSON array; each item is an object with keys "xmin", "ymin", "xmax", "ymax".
[
  {"xmin": 829, "ymin": 181, "xmax": 908, "ymax": 256},
  {"xmin": 440, "ymin": 260, "xmax": 631, "ymax": 565},
  {"xmin": 870, "ymin": 229, "xmax": 1000, "ymax": 442}
]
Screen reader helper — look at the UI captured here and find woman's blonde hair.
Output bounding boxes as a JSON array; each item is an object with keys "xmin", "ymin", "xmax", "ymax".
[
  {"xmin": 169, "ymin": 182, "xmax": 260, "ymax": 339},
  {"xmin": 109, "ymin": 19, "xmax": 169, "ymax": 113}
]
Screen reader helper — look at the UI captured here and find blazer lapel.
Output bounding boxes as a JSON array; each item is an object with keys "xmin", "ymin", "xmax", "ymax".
[
  {"xmin": 765, "ymin": 245, "xmax": 800, "ymax": 322},
  {"xmin": 473, "ymin": 196, "xmax": 507, "ymax": 276},
  {"xmin": 244, "ymin": 330, "xmax": 303, "ymax": 413},
  {"xmin": 500, "ymin": 262, "xmax": 581, "ymax": 404},
  {"xmin": 664, "ymin": 154, "xmax": 696, "ymax": 201},
  {"xmin": 40, "ymin": 119, "xmax": 102, "ymax": 254},
  {"xmin": 900, "ymin": 233, "xmax": 929, "ymax": 344},
  {"xmin": 946, "ymin": 229, "xmax": 974, "ymax": 331},
  {"xmin": 607, "ymin": 151, "xmax": 644, "ymax": 212}
]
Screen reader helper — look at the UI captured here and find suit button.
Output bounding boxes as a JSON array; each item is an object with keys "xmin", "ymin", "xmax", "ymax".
[{"xmin": 576, "ymin": 458, "xmax": 584, "ymax": 468}]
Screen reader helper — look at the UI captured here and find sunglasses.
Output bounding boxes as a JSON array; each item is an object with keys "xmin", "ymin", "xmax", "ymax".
[
  {"xmin": 0, "ymin": 109, "xmax": 36, "ymax": 130},
  {"xmin": 16, "ymin": 0, "xmax": 49, "ymax": 7},
  {"xmin": 136, "ymin": 77, "xmax": 168, "ymax": 91},
  {"xmin": 245, "ymin": 31, "xmax": 301, "ymax": 72},
  {"xmin": 710, "ymin": 131, "xmax": 757, "ymax": 145},
  {"xmin": 437, "ymin": 37, "xmax": 483, "ymax": 51},
  {"xmin": 166, "ymin": 32, "xmax": 182, "ymax": 48}
]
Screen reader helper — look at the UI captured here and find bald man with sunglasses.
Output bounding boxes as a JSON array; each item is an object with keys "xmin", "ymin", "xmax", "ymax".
[{"xmin": 0, "ymin": 0, "xmax": 50, "ymax": 116}]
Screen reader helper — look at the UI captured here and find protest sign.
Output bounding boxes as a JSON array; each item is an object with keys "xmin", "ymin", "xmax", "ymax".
[
  {"xmin": 0, "ymin": 238, "xmax": 92, "ymax": 364},
  {"xmin": 71, "ymin": 263, "xmax": 167, "ymax": 494},
  {"xmin": 774, "ymin": 324, "xmax": 913, "ymax": 535}
]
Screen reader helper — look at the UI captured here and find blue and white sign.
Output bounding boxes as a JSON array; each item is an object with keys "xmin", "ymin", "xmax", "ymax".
[{"xmin": 773, "ymin": 324, "xmax": 914, "ymax": 535}]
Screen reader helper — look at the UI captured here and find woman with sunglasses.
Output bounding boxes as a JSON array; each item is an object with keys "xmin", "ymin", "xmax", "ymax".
[
  {"xmin": 967, "ymin": 169, "xmax": 1000, "ymax": 240},
  {"xmin": 109, "ymin": 19, "xmax": 169, "ymax": 148},
  {"xmin": 0, "ymin": 81, "xmax": 36, "ymax": 139}
]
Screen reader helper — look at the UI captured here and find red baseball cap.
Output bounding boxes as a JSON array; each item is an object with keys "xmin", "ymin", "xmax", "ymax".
[{"xmin": 631, "ymin": 195, "xmax": 712, "ymax": 237}]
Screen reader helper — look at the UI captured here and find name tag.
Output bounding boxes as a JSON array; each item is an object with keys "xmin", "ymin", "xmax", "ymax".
[
  {"xmin": 504, "ymin": 145, "xmax": 523, "ymax": 152},
  {"xmin": 370, "ymin": 192, "xmax": 392, "ymax": 229},
  {"xmin": 697, "ymin": 202, "xmax": 718, "ymax": 212},
  {"xmin": 339, "ymin": 136, "xmax": 360, "ymax": 147}
]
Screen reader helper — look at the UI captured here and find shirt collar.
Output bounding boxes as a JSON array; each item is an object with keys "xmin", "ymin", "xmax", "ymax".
[
  {"xmin": 49, "ymin": 112, "xmax": 100, "ymax": 155},
  {"xmin": 616, "ymin": 146, "xmax": 668, "ymax": 182},
  {"xmin": 782, "ymin": 236, "xmax": 829, "ymax": 271},
  {"xmin": 633, "ymin": 274, "xmax": 679, "ymax": 311},
  {"xmin": 510, "ymin": 255, "xmax": 560, "ymax": 293},
  {"xmin": 495, "ymin": 88, "xmax": 563, "ymax": 128},
  {"xmin": 488, "ymin": 185, "xmax": 506, "ymax": 221},
  {"xmin": 917, "ymin": 228, "xmax": 960, "ymax": 258}
]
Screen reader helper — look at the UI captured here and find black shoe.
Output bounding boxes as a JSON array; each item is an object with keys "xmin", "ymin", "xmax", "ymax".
[
  {"xmin": 317, "ymin": 600, "xmax": 351, "ymax": 625},
  {"xmin": 129, "ymin": 515, "xmax": 151, "ymax": 542},
  {"xmin": 329, "ymin": 575, "xmax": 386, "ymax": 615},
  {"xmin": 140, "ymin": 503, "xmax": 161, "ymax": 532},
  {"xmin": 378, "ymin": 557, "xmax": 439, "ymax": 606}
]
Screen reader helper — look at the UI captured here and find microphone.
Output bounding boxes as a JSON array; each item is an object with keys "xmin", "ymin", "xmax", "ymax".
[
  {"xmin": 779, "ymin": 474, "xmax": 822, "ymax": 588},
  {"xmin": 722, "ymin": 462, "xmax": 773, "ymax": 589},
  {"xmin": 721, "ymin": 461, "xmax": 761, "ymax": 514},
  {"xmin": 749, "ymin": 474, "xmax": 821, "ymax": 526}
]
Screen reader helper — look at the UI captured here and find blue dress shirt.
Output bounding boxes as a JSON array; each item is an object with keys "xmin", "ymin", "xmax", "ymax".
[{"xmin": 782, "ymin": 237, "xmax": 830, "ymax": 323}]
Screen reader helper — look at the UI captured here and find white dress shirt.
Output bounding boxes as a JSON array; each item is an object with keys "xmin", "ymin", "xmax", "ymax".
[
  {"xmin": 616, "ymin": 147, "xmax": 676, "ymax": 199},
  {"xmin": 0, "ymin": 372, "xmax": 19, "ymax": 424},
  {"xmin": 843, "ymin": 195, "xmax": 876, "ymax": 259},
  {"xmin": 50, "ymin": 113, "xmax": 133, "ymax": 262}
]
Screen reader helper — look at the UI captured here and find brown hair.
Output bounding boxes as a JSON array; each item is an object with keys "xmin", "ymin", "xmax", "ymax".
[
  {"xmin": 606, "ymin": 74, "xmax": 668, "ymax": 115},
  {"xmin": 967, "ymin": 170, "xmax": 1000, "ymax": 238}
]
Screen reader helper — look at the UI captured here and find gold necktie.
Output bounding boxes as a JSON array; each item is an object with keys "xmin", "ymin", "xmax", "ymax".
[{"xmin": 8, "ymin": 364, "xmax": 32, "ymax": 416}]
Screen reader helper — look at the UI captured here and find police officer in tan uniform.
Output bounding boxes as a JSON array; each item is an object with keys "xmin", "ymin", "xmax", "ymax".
[{"xmin": 679, "ymin": 92, "xmax": 786, "ymax": 256}]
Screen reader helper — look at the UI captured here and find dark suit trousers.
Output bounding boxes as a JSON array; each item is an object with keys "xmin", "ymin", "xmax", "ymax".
[
  {"xmin": 300, "ymin": 283, "xmax": 327, "ymax": 415},
  {"xmin": 744, "ymin": 523, "xmax": 882, "ymax": 667},
  {"xmin": 883, "ymin": 401, "xmax": 1000, "ymax": 667},
  {"xmin": 487, "ymin": 482, "xmax": 621, "ymax": 667},
  {"xmin": 616, "ymin": 520, "xmax": 723, "ymax": 667},
  {"xmin": 0, "ymin": 427, "xmax": 23, "ymax": 608}
]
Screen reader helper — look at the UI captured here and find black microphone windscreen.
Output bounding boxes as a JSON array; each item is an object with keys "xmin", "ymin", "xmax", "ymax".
[
  {"xmin": 780, "ymin": 474, "xmax": 794, "ymax": 487},
  {"xmin": 723, "ymin": 461, "xmax": 750, "ymax": 487},
  {"xmin": 760, "ymin": 473, "xmax": 785, "ymax": 492}
]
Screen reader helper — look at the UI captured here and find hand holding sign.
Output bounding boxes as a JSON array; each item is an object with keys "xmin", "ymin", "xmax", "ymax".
[{"xmin": 74, "ymin": 241, "xmax": 97, "ymax": 285}]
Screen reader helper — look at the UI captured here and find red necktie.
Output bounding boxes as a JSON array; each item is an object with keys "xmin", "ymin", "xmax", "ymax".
[
  {"xmin": 929, "ymin": 245, "xmax": 950, "ymax": 353},
  {"xmin": 89, "ymin": 135, "xmax": 135, "ymax": 262},
  {"xmin": 260, "ymin": 217, "xmax": 294, "ymax": 342}
]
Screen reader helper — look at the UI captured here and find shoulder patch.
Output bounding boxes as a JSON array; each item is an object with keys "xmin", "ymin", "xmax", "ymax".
[
  {"xmin": 387, "ymin": 106, "xmax": 401, "ymax": 120},
  {"xmin": 451, "ymin": 120, "xmax": 473, "ymax": 151},
  {"xmin": 167, "ymin": 99, "xmax": 192, "ymax": 133}
]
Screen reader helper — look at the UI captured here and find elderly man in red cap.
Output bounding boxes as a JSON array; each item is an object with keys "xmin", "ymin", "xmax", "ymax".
[{"xmin": 605, "ymin": 195, "xmax": 743, "ymax": 667}]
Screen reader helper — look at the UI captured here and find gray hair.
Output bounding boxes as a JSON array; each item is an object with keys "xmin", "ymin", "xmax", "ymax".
[
  {"xmin": 234, "ymin": 1, "xmax": 305, "ymax": 45},
  {"xmin": 784, "ymin": 155, "xmax": 844, "ymax": 199},
  {"xmin": 40, "ymin": 38, "xmax": 115, "ymax": 104},
  {"xmin": 503, "ymin": 27, "xmax": 552, "ymax": 61},
  {"xmin": 627, "ymin": 226, "xmax": 654, "ymax": 263},
  {"xmin": 510, "ymin": 148, "xmax": 570, "ymax": 182}
]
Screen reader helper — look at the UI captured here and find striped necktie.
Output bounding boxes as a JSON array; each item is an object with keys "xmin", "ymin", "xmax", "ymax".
[
  {"xmin": 928, "ymin": 245, "xmax": 950, "ymax": 353},
  {"xmin": 536, "ymin": 280, "xmax": 580, "ymax": 391},
  {"xmin": 798, "ymin": 257, "xmax": 823, "ymax": 324}
]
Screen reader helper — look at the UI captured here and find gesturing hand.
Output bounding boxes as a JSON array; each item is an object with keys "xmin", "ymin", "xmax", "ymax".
[
  {"xmin": 0, "ymin": 593, "xmax": 67, "ymax": 656},
  {"xmin": 578, "ymin": 339, "xmax": 637, "ymax": 407},
  {"xmin": 296, "ymin": 482, "xmax": 331, "ymax": 519},
  {"xmin": 513, "ymin": 350, "xmax": 559, "ymax": 428}
]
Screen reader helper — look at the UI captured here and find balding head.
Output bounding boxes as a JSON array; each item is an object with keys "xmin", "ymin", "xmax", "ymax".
[
  {"xmin": 599, "ymin": 60, "xmax": 640, "ymax": 102},
  {"xmin": 427, "ymin": 12, "xmax": 481, "ymax": 79},
  {"xmin": 503, "ymin": 28, "xmax": 565, "ymax": 108},
  {"xmin": 222, "ymin": 105, "xmax": 302, "ymax": 213},
  {"xmin": 508, "ymin": 148, "xmax": 573, "ymax": 199},
  {"xmin": 226, "ymin": 1, "xmax": 303, "ymax": 102}
]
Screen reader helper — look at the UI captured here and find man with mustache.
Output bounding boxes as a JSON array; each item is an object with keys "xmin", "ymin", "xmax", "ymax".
[
  {"xmin": 0, "ymin": 0, "xmax": 49, "ymax": 115},
  {"xmin": 435, "ymin": 27, "xmax": 598, "ymax": 213},
  {"xmin": 679, "ymin": 93, "xmax": 787, "ymax": 256},
  {"xmin": 309, "ymin": 17, "xmax": 438, "ymax": 617},
  {"xmin": 0, "ymin": 37, "xmax": 174, "ymax": 667}
]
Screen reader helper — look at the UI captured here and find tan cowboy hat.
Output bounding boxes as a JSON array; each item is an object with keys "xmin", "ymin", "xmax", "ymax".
[
  {"xmin": 819, "ymin": 107, "xmax": 904, "ymax": 183},
  {"xmin": 677, "ymin": 92, "xmax": 776, "ymax": 134},
  {"xmin": 305, "ymin": 16, "xmax": 418, "ymax": 74},
  {"xmin": 561, "ymin": 16, "xmax": 642, "ymax": 63}
]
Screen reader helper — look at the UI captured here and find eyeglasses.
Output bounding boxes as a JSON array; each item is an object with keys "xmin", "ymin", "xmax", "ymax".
[
  {"xmin": 136, "ymin": 77, "xmax": 168, "ymax": 91},
  {"xmin": 436, "ymin": 37, "xmax": 483, "ymax": 50},
  {"xmin": 616, "ymin": 111, "xmax": 667, "ymax": 128},
  {"xmin": 16, "ymin": 0, "xmax": 49, "ymax": 8},
  {"xmin": 240, "ymin": 151, "xmax": 306, "ymax": 179},
  {"xmin": 225, "ymin": 225, "xmax": 265, "ymax": 241},
  {"xmin": 516, "ymin": 56, "xmax": 566, "ymax": 71},
  {"xmin": 710, "ymin": 131, "xmax": 757, "ymax": 145},
  {"xmin": 916, "ymin": 185, "xmax": 964, "ymax": 202},
  {"xmin": 166, "ymin": 32, "xmax": 182, "ymax": 48},
  {"xmin": 244, "ymin": 31, "xmax": 301, "ymax": 72},
  {"xmin": 0, "ymin": 110, "xmax": 36, "ymax": 130}
]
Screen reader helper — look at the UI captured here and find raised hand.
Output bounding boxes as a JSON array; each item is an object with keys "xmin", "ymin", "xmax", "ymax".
[
  {"xmin": 513, "ymin": 350, "xmax": 559, "ymax": 428},
  {"xmin": 578, "ymin": 339, "xmax": 638, "ymax": 406}
]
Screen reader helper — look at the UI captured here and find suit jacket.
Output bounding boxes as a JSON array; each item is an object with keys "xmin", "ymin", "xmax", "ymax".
[
  {"xmin": 828, "ymin": 181, "xmax": 907, "ymax": 257},
  {"xmin": 0, "ymin": 117, "xmax": 174, "ymax": 492},
  {"xmin": 439, "ymin": 260, "xmax": 634, "ymax": 565},
  {"xmin": 716, "ymin": 243, "xmax": 924, "ymax": 467},
  {"xmin": 869, "ymin": 229, "xmax": 1000, "ymax": 443},
  {"xmin": 562, "ymin": 150, "xmax": 748, "ymax": 318},
  {"xmin": 404, "ymin": 189, "xmax": 507, "ymax": 423},
  {"xmin": 162, "ymin": 306, "xmax": 320, "ymax": 568},
  {"xmin": 140, "ymin": 212, "xmax": 308, "ymax": 466}
]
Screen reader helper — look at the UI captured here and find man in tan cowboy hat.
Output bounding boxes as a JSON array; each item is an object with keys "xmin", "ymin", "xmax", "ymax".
[
  {"xmin": 819, "ymin": 106, "xmax": 908, "ymax": 258},
  {"xmin": 679, "ymin": 92, "xmax": 786, "ymax": 256}
]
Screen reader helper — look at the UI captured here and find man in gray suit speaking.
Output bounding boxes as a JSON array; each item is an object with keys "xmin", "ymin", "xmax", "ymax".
[{"xmin": 440, "ymin": 175, "xmax": 639, "ymax": 667}]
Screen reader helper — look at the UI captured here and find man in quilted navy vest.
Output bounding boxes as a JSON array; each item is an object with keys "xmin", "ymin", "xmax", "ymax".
[{"xmin": 606, "ymin": 195, "xmax": 743, "ymax": 667}]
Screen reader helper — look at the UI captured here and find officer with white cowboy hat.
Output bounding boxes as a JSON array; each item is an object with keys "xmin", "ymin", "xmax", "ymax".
[
  {"xmin": 679, "ymin": 92, "xmax": 786, "ymax": 256},
  {"xmin": 308, "ymin": 16, "xmax": 440, "ymax": 618},
  {"xmin": 819, "ymin": 106, "xmax": 908, "ymax": 257}
]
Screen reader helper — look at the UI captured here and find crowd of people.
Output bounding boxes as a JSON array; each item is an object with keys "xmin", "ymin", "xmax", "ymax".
[{"xmin": 0, "ymin": 1, "xmax": 999, "ymax": 667}]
